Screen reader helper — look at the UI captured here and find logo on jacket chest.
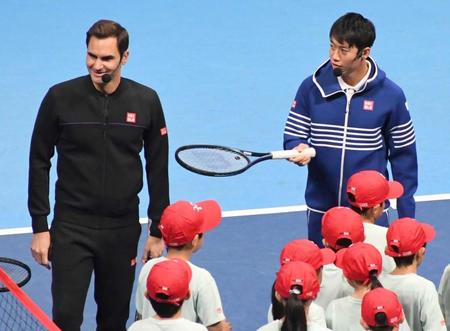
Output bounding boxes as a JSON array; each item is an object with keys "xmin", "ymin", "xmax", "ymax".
[
  {"xmin": 126, "ymin": 112, "xmax": 136, "ymax": 123},
  {"xmin": 363, "ymin": 100, "xmax": 375, "ymax": 112}
]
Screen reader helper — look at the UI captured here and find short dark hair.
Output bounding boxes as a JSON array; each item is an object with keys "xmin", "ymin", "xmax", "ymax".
[
  {"xmin": 330, "ymin": 12, "xmax": 376, "ymax": 52},
  {"xmin": 86, "ymin": 19, "xmax": 129, "ymax": 57},
  {"xmin": 348, "ymin": 192, "xmax": 370, "ymax": 216},
  {"xmin": 393, "ymin": 254, "xmax": 415, "ymax": 268},
  {"xmin": 166, "ymin": 233, "xmax": 203, "ymax": 251},
  {"xmin": 348, "ymin": 193, "xmax": 382, "ymax": 218},
  {"xmin": 391, "ymin": 243, "xmax": 426, "ymax": 267},
  {"xmin": 149, "ymin": 295, "xmax": 183, "ymax": 318}
]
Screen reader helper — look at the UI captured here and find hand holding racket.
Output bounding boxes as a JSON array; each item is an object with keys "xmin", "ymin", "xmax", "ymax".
[
  {"xmin": 175, "ymin": 144, "xmax": 316, "ymax": 177},
  {"xmin": 289, "ymin": 143, "xmax": 314, "ymax": 165}
]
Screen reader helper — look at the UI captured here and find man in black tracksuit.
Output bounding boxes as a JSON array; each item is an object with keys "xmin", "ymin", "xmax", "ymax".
[{"xmin": 28, "ymin": 20, "xmax": 169, "ymax": 330}]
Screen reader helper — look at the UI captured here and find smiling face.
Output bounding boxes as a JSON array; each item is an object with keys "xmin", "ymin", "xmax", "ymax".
[{"xmin": 86, "ymin": 36, "xmax": 128, "ymax": 92}]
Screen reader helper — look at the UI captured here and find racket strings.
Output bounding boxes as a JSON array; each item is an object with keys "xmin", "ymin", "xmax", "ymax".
[
  {"xmin": 0, "ymin": 262, "xmax": 30, "ymax": 290},
  {"xmin": 177, "ymin": 148, "xmax": 249, "ymax": 173}
]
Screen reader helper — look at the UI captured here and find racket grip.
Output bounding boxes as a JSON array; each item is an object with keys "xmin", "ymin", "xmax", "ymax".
[{"xmin": 271, "ymin": 148, "xmax": 316, "ymax": 159}]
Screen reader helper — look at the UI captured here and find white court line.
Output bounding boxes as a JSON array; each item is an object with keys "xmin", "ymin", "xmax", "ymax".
[{"xmin": 2, "ymin": 193, "xmax": 450, "ymax": 236}]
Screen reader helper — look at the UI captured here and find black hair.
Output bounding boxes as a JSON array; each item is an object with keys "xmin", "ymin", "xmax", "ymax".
[
  {"xmin": 391, "ymin": 243, "xmax": 426, "ymax": 268},
  {"xmin": 392, "ymin": 254, "xmax": 415, "ymax": 268},
  {"xmin": 149, "ymin": 294, "xmax": 183, "ymax": 318},
  {"xmin": 281, "ymin": 285, "xmax": 307, "ymax": 331},
  {"xmin": 166, "ymin": 233, "xmax": 204, "ymax": 251},
  {"xmin": 335, "ymin": 238, "xmax": 353, "ymax": 250},
  {"xmin": 86, "ymin": 19, "xmax": 129, "ymax": 57},
  {"xmin": 369, "ymin": 269, "xmax": 383, "ymax": 290},
  {"xmin": 329, "ymin": 12, "xmax": 376, "ymax": 52},
  {"xmin": 368, "ymin": 312, "xmax": 395, "ymax": 331},
  {"xmin": 271, "ymin": 281, "xmax": 285, "ymax": 320},
  {"xmin": 348, "ymin": 193, "xmax": 371, "ymax": 216}
]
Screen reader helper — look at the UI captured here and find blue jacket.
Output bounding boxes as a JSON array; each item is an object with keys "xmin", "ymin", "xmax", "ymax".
[{"xmin": 283, "ymin": 58, "xmax": 417, "ymax": 216}]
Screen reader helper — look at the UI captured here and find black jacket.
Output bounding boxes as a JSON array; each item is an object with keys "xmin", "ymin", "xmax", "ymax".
[{"xmin": 28, "ymin": 76, "xmax": 169, "ymax": 236}]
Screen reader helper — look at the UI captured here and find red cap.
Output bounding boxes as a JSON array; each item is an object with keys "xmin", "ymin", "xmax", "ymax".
[
  {"xmin": 321, "ymin": 207, "xmax": 365, "ymax": 250},
  {"xmin": 385, "ymin": 218, "xmax": 436, "ymax": 257},
  {"xmin": 362, "ymin": 288, "xmax": 404, "ymax": 327},
  {"xmin": 146, "ymin": 258, "xmax": 192, "ymax": 305},
  {"xmin": 279, "ymin": 239, "xmax": 336, "ymax": 269},
  {"xmin": 335, "ymin": 242, "xmax": 382, "ymax": 283},
  {"xmin": 275, "ymin": 261, "xmax": 320, "ymax": 301},
  {"xmin": 347, "ymin": 170, "xmax": 404, "ymax": 208},
  {"xmin": 160, "ymin": 200, "xmax": 222, "ymax": 246}
]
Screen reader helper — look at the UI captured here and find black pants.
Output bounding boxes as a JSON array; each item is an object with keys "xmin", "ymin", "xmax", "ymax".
[{"xmin": 50, "ymin": 221, "xmax": 141, "ymax": 331}]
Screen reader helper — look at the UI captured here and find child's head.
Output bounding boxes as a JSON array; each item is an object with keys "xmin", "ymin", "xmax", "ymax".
[
  {"xmin": 346, "ymin": 170, "xmax": 404, "ymax": 221},
  {"xmin": 274, "ymin": 261, "xmax": 321, "ymax": 330},
  {"xmin": 271, "ymin": 239, "xmax": 335, "ymax": 320},
  {"xmin": 361, "ymin": 288, "xmax": 405, "ymax": 331},
  {"xmin": 280, "ymin": 239, "xmax": 336, "ymax": 280},
  {"xmin": 146, "ymin": 258, "xmax": 192, "ymax": 318},
  {"xmin": 322, "ymin": 207, "xmax": 365, "ymax": 251},
  {"xmin": 385, "ymin": 218, "xmax": 435, "ymax": 268},
  {"xmin": 159, "ymin": 200, "xmax": 222, "ymax": 252},
  {"xmin": 336, "ymin": 242, "xmax": 382, "ymax": 290}
]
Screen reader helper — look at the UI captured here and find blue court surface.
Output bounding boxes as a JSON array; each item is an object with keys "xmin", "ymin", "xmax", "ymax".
[
  {"xmin": 1, "ymin": 199, "xmax": 449, "ymax": 330},
  {"xmin": 0, "ymin": 1, "xmax": 449, "ymax": 330}
]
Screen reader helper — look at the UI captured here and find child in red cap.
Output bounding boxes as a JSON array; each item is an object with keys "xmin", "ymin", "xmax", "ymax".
[
  {"xmin": 361, "ymin": 288, "xmax": 410, "ymax": 331},
  {"xmin": 135, "ymin": 200, "xmax": 231, "ymax": 331},
  {"xmin": 380, "ymin": 218, "xmax": 446, "ymax": 331},
  {"xmin": 268, "ymin": 239, "xmax": 336, "ymax": 326},
  {"xmin": 258, "ymin": 261, "xmax": 332, "ymax": 331},
  {"xmin": 326, "ymin": 242, "xmax": 386, "ymax": 330},
  {"xmin": 347, "ymin": 170, "xmax": 404, "ymax": 274},
  {"xmin": 129, "ymin": 258, "xmax": 207, "ymax": 330},
  {"xmin": 315, "ymin": 207, "xmax": 365, "ymax": 310}
]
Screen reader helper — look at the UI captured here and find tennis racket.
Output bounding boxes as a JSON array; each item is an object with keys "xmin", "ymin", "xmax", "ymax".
[
  {"xmin": 0, "ymin": 257, "xmax": 31, "ymax": 292},
  {"xmin": 175, "ymin": 144, "xmax": 316, "ymax": 177}
]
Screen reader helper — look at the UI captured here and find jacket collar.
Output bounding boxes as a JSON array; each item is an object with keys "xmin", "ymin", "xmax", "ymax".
[
  {"xmin": 312, "ymin": 57, "xmax": 380, "ymax": 98},
  {"xmin": 85, "ymin": 75, "xmax": 127, "ymax": 97}
]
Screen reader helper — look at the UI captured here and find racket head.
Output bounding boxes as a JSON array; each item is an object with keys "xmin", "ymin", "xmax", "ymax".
[
  {"xmin": 175, "ymin": 144, "xmax": 252, "ymax": 176},
  {"xmin": 0, "ymin": 257, "xmax": 32, "ymax": 292}
]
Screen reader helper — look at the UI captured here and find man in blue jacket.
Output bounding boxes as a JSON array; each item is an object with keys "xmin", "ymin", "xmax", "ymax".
[{"xmin": 283, "ymin": 12, "xmax": 417, "ymax": 246}]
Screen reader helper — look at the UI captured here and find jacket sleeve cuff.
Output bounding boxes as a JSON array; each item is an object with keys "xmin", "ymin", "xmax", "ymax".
[
  {"xmin": 32, "ymin": 216, "xmax": 49, "ymax": 233},
  {"xmin": 149, "ymin": 219, "xmax": 162, "ymax": 238},
  {"xmin": 284, "ymin": 139, "xmax": 309, "ymax": 151}
]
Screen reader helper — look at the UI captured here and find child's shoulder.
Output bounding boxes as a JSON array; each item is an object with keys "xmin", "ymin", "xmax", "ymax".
[
  {"xmin": 382, "ymin": 273, "xmax": 436, "ymax": 290},
  {"xmin": 186, "ymin": 261, "xmax": 216, "ymax": 282},
  {"xmin": 137, "ymin": 256, "xmax": 167, "ymax": 282}
]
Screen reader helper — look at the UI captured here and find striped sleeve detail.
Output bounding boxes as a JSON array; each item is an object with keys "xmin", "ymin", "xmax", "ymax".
[
  {"xmin": 309, "ymin": 122, "xmax": 384, "ymax": 151},
  {"xmin": 284, "ymin": 111, "xmax": 311, "ymax": 139},
  {"xmin": 390, "ymin": 120, "xmax": 416, "ymax": 149}
]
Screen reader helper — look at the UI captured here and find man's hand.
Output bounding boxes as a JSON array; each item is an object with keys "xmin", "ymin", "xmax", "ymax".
[
  {"xmin": 288, "ymin": 143, "xmax": 313, "ymax": 166},
  {"xmin": 207, "ymin": 320, "xmax": 232, "ymax": 331},
  {"xmin": 30, "ymin": 231, "xmax": 51, "ymax": 269},
  {"xmin": 141, "ymin": 236, "xmax": 164, "ymax": 263}
]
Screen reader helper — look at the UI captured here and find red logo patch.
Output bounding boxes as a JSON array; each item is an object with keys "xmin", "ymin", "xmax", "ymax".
[
  {"xmin": 126, "ymin": 112, "xmax": 136, "ymax": 123},
  {"xmin": 363, "ymin": 100, "xmax": 374, "ymax": 111},
  {"xmin": 160, "ymin": 127, "xmax": 167, "ymax": 136}
]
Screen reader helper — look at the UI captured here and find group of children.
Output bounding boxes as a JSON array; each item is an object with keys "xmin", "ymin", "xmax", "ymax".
[{"xmin": 128, "ymin": 170, "xmax": 449, "ymax": 331}]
